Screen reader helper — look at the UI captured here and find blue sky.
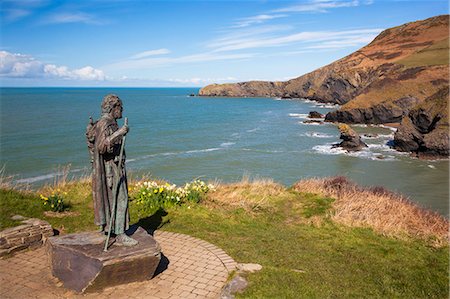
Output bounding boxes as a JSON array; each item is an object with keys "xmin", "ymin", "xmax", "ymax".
[{"xmin": 0, "ymin": 0, "xmax": 448, "ymax": 87}]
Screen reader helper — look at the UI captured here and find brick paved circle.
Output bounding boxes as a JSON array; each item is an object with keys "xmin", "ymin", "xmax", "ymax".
[{"xmin": 0, "ymin": 230, "xmax": 237, "ymax": 299}]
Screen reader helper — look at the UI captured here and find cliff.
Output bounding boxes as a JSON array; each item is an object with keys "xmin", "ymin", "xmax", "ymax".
[{"xmin": 394, "ymin": 87, "xmax": 449, "ymax": 158}]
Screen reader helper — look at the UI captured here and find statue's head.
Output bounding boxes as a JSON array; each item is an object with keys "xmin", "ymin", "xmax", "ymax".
[{"xmin": 101, "ymin": 94, "xmax": 123, "ymax": 119}]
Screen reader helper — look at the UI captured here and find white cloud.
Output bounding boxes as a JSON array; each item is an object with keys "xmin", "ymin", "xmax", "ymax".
[
  {"xmin": 43, "ymin": 12, "xmax": 103, "ymax": 25},
  {"xmin": 274, "ymin": 0, "xmax": 360, "ymax": 13},
  {"xmin": 128, "ymin": 49, "xmax": 171, "ymax": 60},
  {"xmin": 105, "ymin": 52, "xmax": 256, "ymax": 71},
  {"xmin": 232, "ymin": 14, "xmax": 287, "ymax": 28},
  {"xmin": 209, "ymin": 28, "xmax": 382, "ymax": 52},
  {"xmin": 0, "ymin": 51, "xmax": 106, "ymax": 80},
  {"xmin": 1, "ymin": 0, "xmax": 49, "ymax": 22}
]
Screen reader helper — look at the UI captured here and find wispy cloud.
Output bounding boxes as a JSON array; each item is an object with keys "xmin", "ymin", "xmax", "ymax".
[
  {"xmin": 105, "ymin": 52, "xmax": 256, "ymax": 71},
  {"xmin": 43, "ymin": 12, "xmax": 103, "ymax": 25},
  {"xmin": 209, "ymin": 28, "xmax": 382, "ymax": 52},
  {"xmin": 128, "ymin": 49, "xmax": 171, "ymax": 60},
  {"xmin": 231, "ymin": 14, "xmax": 287, "ymax": 28},
  {"xmin": 273, "ymin": 0, "xmax": 360, "ymax": 13},
  {"xmin": 1, "ymin": 0, "xmax": 49, "ymax": 22},
  {"xmin": 0, "ymin": 51, "xmax": 106, "ymax": 80}
]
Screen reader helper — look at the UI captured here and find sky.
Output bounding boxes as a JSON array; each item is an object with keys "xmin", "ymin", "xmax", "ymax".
[{"xmin": 0, "ymin": 0, "xmax": 448, "ymax": 87}]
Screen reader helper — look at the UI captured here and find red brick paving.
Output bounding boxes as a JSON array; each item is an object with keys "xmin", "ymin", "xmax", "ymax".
[{"xmin": 0, "ymin": 231, "xmax": 237, "ymax": 299}]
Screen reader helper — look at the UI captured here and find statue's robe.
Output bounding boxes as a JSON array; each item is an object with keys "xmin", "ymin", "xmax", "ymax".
[{"xmin": 88, "ymin": 114, "xmax": 129, "ymax": 234}]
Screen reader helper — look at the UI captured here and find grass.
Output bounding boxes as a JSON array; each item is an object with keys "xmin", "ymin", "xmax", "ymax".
[
  {"xmin": 0, "ymin": 176, "xmax": 448, "ymax": 298},
  {"xmin": 396, "ymin": 38, "xmax": 449, "ymax": 67}
]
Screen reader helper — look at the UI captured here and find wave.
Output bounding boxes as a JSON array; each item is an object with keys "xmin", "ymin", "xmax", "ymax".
[
  {"xmin": 312, "ymin": 144, "xmax": 397, "ymax": 161},
  {"xmin": 246, "ymin": 127, "xmax": 260, "ymax": 133},
  {"xmin": 300, "ymin": 132, "xmax": 335, "ymax": 138},
  {"xmin": 16, "ymin": 168, "xmax": 85, "ymax": 184},
  {"xmin": 379, "ymin": 124, "xmax": 398, "ymax": 132},
  {"xmin": 289, "ymin": 113, "xmax": 309, "ymax": 119},
  {"xmin": 361, "ymin": 133, "xmax": 394, "ymax": 140},
  {"xmin": 220, "ymin": 142, "xmax": 235, "ymax": 147},
  {"xmin": 300, "ymin": 121, "xmax": 322, "ymax": 126}
]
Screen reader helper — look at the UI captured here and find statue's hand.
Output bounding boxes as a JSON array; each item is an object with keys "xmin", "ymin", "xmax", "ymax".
[{"xmin": 118, "ymin": 124, "xmax": 129, "ymax": 136}]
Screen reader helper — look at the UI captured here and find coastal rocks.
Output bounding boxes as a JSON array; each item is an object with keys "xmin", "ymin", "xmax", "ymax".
[
  {"xmin": 325, "ymin": 96, "xmax": 419, "ymax": 124},
  {"xmin": 308, "ymin": 111, "xmax": 324, "ymax": 118},
  {"xmin": 334, "ymin": 124, "xmax": 367, "ymax": 151},
  {"xmin": 394, "ymin": 88, "xmax": 449, "ymax": 158}
]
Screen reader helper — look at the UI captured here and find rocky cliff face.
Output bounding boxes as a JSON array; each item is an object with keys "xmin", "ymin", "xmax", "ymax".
[{"xmin": 394, "ymin": 88, "xmax": 449, "ymax": 158}]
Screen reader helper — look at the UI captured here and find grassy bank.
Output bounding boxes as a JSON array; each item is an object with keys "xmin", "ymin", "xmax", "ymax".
[{"xmin": 0, "ymin": 176, "xmax": 448, "ymax": 298}]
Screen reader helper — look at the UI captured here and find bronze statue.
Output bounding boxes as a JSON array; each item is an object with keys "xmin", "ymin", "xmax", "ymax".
[{"xmin": 86, "ymin": 94, "xmax": 137, "ymax": 247}]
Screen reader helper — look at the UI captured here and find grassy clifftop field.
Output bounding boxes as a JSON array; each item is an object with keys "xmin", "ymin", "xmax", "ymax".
[{"xmin": 1, "ymin": 175, "xmax": 448, "ymax": 298}]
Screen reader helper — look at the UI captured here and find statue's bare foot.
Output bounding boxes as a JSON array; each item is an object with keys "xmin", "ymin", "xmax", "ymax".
[{"xmin": 115, "ymin": 234, "xmax": 138, "ymax": 246}]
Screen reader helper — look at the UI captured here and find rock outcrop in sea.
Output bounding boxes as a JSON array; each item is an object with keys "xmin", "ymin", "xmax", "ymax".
[
  {"xmin": 199, "ymin": 15, "xmax": 449, "ymax": 158},
  {"xmin": 334, "ymin": 124, "xmax": 367, "ymax": 151}
]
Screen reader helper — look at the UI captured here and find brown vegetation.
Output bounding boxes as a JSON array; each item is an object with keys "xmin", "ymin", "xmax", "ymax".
[
  {"xmin": 293, "ymin": 177, "xmax": 449, "ymax": 247},
  {"xmin": 205, "ymin": 176, "xmax": 286, "ymax": 212}
]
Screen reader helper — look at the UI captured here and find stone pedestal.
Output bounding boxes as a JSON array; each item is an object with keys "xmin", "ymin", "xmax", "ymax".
[{"xmin": 47, "ymin": 227, "xmax": 161, "ymax": 293}]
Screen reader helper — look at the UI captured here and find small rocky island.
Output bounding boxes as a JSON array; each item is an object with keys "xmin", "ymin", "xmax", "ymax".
[{"xmin": 334, "ymin": 124, "xmax": 367, "ymax": 151}]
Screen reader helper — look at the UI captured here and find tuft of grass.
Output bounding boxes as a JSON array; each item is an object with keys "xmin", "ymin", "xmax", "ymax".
[
  {"xmin": 293, "ymin": 177, "xmax": 449, "ymax": 247},
  {"xmin": 206, "ymin": 176, "xmax": 287, "ymax": 213},
  {"xmin": 300, "ymin": 193, "xmax": 335, "ymax": 219}
]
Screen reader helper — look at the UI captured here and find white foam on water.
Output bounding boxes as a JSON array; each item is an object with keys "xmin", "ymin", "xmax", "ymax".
[
  {"xmin": 185, "ymin": 148, "xmax": 222, "ymax": 154},
  {"xmin": 361, "ymin": 133, "xmax": 394, "ymax": 140},
  {"xmin": 300, "ymin": 132, "xmax": 335, "ymax": 138},
  {"xmin": 220, "ymin": 142, "xmax": 235, "ymax": 147},
  {"xmin": 428, "ymin": 164, "xmax": 436, "ymax": 169},
  {"xmin": 312, "ymin": 144, "xmax": 347, "ymax": 155},
  {"xmin": 16, "ymin": 173, "xmax": 58, "ymax": 184},
  {"xmin": 246, "ymin": 127, "xmax": 260, "ymax": 133},
  {"xmin": 379, "ymin": 124, "xmax": 398, "ymax": 132},
  {"xmin": 289, "ymin": 113, "xmax": 309, "ymax": 119},
  {"xmin": 300, "ymin": 121, "xmax": 322, "ymax": 126},
  {"xmin": 16, "ymin": 168, "xmax": 85, "ymax": 184},
  {"xmin": 312, "ymin": 143, "xmax": 398, "ymax": 161}
]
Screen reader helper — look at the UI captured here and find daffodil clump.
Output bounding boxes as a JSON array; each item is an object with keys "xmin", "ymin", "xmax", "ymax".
[
  {"xmin": 130, "ymin": 179, "xmax": 215, "ymax": 215},
  {"xmin": 39, "ymin": 189, "xmax": 68, "ymax": 212}
]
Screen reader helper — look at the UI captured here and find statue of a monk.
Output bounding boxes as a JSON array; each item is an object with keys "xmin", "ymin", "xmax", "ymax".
[{"xmin": 86, "ymin": 94, "xmax": 138, "ymax": 246}]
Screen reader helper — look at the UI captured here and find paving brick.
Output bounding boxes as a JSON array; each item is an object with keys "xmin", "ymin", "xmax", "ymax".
[{"xmin": 1, "ymin": 230, "xmax": 237, "ymax": 299}]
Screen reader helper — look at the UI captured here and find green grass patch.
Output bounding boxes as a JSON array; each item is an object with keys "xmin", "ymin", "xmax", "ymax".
[
  {"xmin": 1, "ymin": 182, "xmax": 448, "ymax": 298},
  {"xmin": 300, "ymin": 192, "xmax": 335, "ymax": 218},
  {"xmin": 397, "ymin": 38, "xmax": 449, "ymax": 67}
]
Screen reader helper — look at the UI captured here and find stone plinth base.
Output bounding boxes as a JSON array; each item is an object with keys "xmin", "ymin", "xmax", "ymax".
[{"xmin": 47, "ymin": 227, "xmax": 161, "ymax": 293}]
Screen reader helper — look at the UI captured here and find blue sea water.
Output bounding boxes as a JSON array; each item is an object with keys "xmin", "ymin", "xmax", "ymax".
[{"xmin": 0, "ymin": 88, "xmax": 448, "ymax": 216}]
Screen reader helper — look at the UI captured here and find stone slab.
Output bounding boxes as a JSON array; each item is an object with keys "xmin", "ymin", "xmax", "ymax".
[{"xmin": 47, "ymin": 227, "xmax": 161, "ymax": 293}]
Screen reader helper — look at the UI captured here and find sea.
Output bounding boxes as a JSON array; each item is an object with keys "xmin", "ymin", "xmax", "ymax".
[{"xmin": 1, "ymin": 88, "xmax": 448, "ymax": 216}]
